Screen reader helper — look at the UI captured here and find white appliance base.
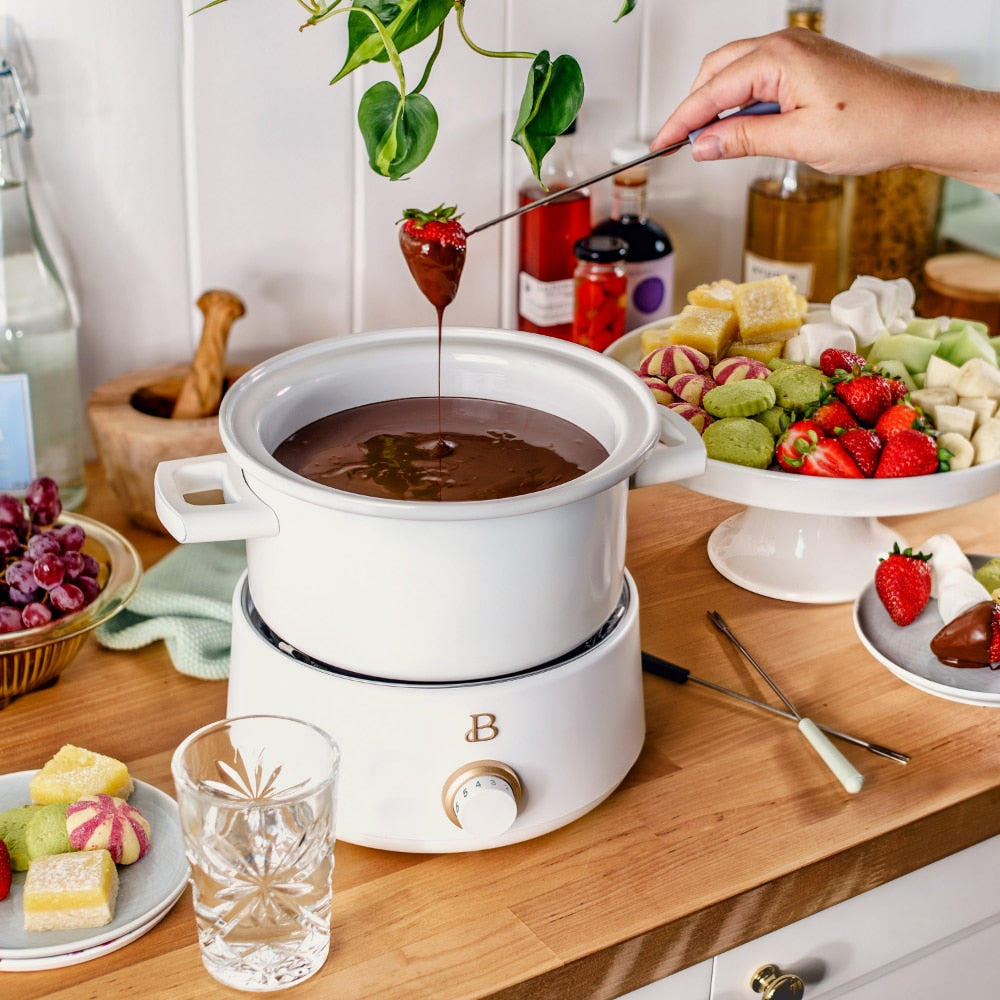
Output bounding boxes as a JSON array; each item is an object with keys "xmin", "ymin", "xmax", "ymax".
[{"xmin": 227, "ymin": 570, "xmax": 646, "ymax": 852}]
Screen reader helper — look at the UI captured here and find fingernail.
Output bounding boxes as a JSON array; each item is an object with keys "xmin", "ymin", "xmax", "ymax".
[{"xmin": 692, "ymin": 134, "xmax": 723, "ymax": 161}]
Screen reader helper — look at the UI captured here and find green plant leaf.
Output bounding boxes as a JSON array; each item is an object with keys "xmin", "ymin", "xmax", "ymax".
[
  {"xmin": 358, "ymin": 80, "xmax": 438, "ymax": 179},
  {"xmin": 333, "ymin": 0, "xmax": 452, "ymax": 83},
  {"xmin": 511, "ymin": 52, "xmax": 584, "ymax": 183},
  {"xmin": 615, "ymin": 0, "xmax": 637, "ymax": 21}
]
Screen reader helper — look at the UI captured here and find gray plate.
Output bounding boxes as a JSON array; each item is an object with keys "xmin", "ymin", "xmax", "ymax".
[
  {"xmin": 0, "ymin": 774, "xmax": 189, "ymax": 961},
  {"xmin": 853, "ymin": 555, "xmax": 1000, "ymax": 707}
]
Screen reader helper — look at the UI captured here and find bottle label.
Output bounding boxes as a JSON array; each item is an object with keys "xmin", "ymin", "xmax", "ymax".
[
  {"xmin": 518, "ymin": 272, "xmax": 575, "ymax": 327},
  {"xmin": 626, "ymin": 254, "xmax": 675, "ymax": 330},
  {"xmin": 0, "ymin": 374, "xmax": 37, "ymax": 490},
  {"xmin": 743, "ymin": 250, "xmax": 814, "ymax": 298}
]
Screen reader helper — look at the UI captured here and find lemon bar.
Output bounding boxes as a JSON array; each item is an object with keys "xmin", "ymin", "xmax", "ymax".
[
  {"xmin": 732, "ymin": 275, "xmax": 805, "ymax": 343},
  {"xmin": 687, "ymin": 278, "xmax": 737, "ymax": 309},
  {"xmin": 30, "ymin": 745, "xmax": 134, "ymax": 805},
  {"xmin": 726, "ymin": 339, "xmax": 786, "ymax": 364},
  {"xmin": 23, "ymin": 849, "xmax": 119, "ymax": 932},
  {"xmin": 639, "ymin": 323, "xmax": 674, "ymax": 358},
  {"xmin": 666, "ymin": 306, "xmax": 739, "ymax": 362}
]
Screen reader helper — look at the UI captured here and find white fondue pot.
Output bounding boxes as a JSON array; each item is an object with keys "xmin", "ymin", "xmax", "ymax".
[{"xmin": 155, "ymin": 327, "xmax": 704, "ymax": 681}]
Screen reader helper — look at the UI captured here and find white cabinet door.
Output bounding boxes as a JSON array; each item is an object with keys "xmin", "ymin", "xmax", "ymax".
[
  {"xmin": 617, "ymin": 958, "xmax": 712, "ymax": 999},
  {"xmin": 711, "ymin": 833, "xmax": 1000, "ymax": 999}
]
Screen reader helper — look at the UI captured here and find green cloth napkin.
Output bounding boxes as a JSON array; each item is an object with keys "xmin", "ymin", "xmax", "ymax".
[{"xmin": 95, "ymin": 540, "xmax": 246, "ymax": 680}]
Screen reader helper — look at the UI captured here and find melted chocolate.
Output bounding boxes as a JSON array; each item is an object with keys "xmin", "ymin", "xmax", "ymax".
[
  {"xmin": 272, "ymin": 396, "xmax": 608, "ymax": 502},
  {"xmin": 930, "ymin": 601, "xmax": 1000, "ymax": 669}
]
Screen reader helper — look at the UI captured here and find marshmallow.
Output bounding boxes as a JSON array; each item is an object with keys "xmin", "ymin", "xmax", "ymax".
[
  {"xmin": 937, "ymin": 567, "xmax": 990, "ymax": 625},
  {"xmin": 830, "ymin": 288, "xmax": 886, "ymax": 346},
  {"xmin": 922, "ymin": 533, "xmax": 974, "ymax": 598}
]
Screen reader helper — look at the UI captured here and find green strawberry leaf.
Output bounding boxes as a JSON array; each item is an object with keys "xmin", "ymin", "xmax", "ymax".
[
  {"xmin": 358, "ymin": 80, "xmax": 438, "ymax": 179},
  {"xmin": 615, "ymin": 0, "xmax": 638, "ymax": 21},
  {"xmin": 511, "ymin": 51, "xmax": 584, "ymax": 184},
  {"xmin": 332, "ymin": 0, "xmax": 452, "ymax": 83}
]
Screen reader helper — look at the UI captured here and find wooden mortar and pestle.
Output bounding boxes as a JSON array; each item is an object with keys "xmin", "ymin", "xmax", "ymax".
[{"xmin": 88, "ymin": 289, "xmax": 248, "ymax": 533}]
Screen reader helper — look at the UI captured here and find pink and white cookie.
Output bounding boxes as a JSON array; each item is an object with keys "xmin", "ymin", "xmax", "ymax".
[
  {"xmin": 639, "ymin": 376, "xmax": 676, "ymax": 405},
  {"xmin": 712, "ymin": 355, "xmax": 771, "ymax": 384},
  {"xmin": 638, "ymin": 344, "xmax": 710, "ymax": 379},
  {"xmin": 664, "ymin": 401, "xmax": 714, "ymax": 434},
  {"xmin": 666, "ymin": 372, "xmax": 717, "ymax": 407},
  {"xmin": 66, "ymin": 793, "xmax": 151, "ymax": 865}
]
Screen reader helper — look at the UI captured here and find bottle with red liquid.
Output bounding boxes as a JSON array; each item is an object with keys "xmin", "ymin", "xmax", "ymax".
[
  {"xmin": 572, "ymin": 235, "xmax": 628, "ymax": 352},
  {"xmin": 517, "ymin": 121, "xmax": 592, "ymax": 340}
]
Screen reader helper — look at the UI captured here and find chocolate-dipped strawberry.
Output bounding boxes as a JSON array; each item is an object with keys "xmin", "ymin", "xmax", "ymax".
[
  {"xmin": 930, "ymin": 600, "xmax": 1000, "ymax": 670},
  {"xmin": 398, "ymin": 204, "xmax": 467, "ymax": 314}
]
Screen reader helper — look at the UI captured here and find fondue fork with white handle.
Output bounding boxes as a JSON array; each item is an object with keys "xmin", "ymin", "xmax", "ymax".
[{"xmin": 708, "ymin": 611, "xmax": 865, "ymax": 794}]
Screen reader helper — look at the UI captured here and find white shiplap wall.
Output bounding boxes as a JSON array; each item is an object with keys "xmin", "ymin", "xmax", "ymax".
[{"xmin": 1, "ymin": 0, "xmax": 998, "ymax": 459}]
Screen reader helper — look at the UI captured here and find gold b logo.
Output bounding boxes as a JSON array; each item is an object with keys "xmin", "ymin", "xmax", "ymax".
[{"xmin": 465, "ymin": 713, "xmax": 498, "ymax": 742}]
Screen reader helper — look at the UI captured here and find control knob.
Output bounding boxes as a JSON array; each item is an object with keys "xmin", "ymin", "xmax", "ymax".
[{"xmin": 442, "ymin": 761, "xmax": 523, "ymax": 838}]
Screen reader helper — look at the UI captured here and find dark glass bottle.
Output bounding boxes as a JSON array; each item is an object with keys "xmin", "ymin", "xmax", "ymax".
[{"xmin": 592, "ymin": 141, "xmax": 675, "ymax": 329}]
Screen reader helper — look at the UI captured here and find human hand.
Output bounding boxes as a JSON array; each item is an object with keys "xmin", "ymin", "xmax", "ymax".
[{"xmin": 652, "ymin": 28, "xmax": 1000, "ymax": 192}]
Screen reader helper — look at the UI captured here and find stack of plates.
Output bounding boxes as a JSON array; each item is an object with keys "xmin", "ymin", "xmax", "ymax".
[{"xmin": 0, "ymin": 775, "xmax": 189, "ymax": 971}]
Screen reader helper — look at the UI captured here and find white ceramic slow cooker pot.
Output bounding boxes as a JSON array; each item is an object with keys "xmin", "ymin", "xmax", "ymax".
[{"xmin": 155, "ymin": 327, "xmax": 704, "ymax": 681}]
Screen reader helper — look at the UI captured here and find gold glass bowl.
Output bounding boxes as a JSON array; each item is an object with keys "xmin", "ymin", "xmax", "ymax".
[{"xmin": 0, "ymin": 513, "xmax": 142, "ymax": 708}]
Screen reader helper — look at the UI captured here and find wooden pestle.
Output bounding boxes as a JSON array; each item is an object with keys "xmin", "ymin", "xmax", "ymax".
[{"xmin": 171, "ymin": 289, "xmax": 246, "ymax": 419}]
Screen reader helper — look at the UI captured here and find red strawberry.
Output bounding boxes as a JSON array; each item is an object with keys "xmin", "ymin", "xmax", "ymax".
[
  {"xmin": 991, "ymin": 603, "xmax": 1000, "ymax": 667},
  {"xmin": 874, "ymin": 428, "xmax": 942, "ymax": 478},
  {"xmin": 398, "ymin": 204, "xmax": 467, "ymax": 309},
  {"xmin": 819, "ymin": 347, "xmax": 867, "ymax": 377},
  {"xmin": 810, "ymin": 398, "xmax": 859, "ymax": 436},
  {"xmin": 875, "ymin": 543, "xmax": 932, "ymax": 626},
  {"xmin": 838, "ymin": 426, "xmax": 882, "ymax": 477},
  {"xmin": 774, "ymin": 419, "xmax": 862, "ymax": 477},
  {"xmin": 886, "ymin": 377, "xmax": 911, "ymax": 403},
  {"xmin": 874, "ymin": 402, "xmax": 926, "ymax": 441},
  {"xmin": 800, "ymin": 437, "xmax": 864, "ymax": 478},
  {"xmin": 0, "ymin": 838, "xmax": 10, "ymax": 901},
  {"xmin": 834, "ymin": 373, "xmax": 895, "ymax": 426},
  {"xmin": 774, "ymin": 419, "xmax": 824, "ymax": 472}
]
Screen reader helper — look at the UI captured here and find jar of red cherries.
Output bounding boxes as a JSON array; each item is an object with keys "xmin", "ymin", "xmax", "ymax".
[{"xmin": 572, "ymin": 235, "xmax": 628, "ymax": 351}]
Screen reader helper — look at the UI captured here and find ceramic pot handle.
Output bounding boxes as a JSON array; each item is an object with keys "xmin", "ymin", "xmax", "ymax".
[
  {"xmin": 631, "ymin": 405, "xmax": 707, "ymax": 488},
  {"xmin": 154, "ymin": 453, "xmax": 279, "ymax": 543}
]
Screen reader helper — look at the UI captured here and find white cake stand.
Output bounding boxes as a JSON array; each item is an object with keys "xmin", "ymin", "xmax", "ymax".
[{"xmin": 608, "ymin": 328, "xmax": 1000, "ymax": 604}]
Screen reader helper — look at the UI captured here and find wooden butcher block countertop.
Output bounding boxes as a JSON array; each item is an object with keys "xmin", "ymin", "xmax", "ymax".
[{"xmin": 5, "ymin": 464, "xmax": 1000, "ymax": 999}]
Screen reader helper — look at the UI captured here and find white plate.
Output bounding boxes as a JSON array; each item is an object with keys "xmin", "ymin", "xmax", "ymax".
[
  {"xmin": 853, "ymin": 555, "xmax": 1000, "ymax": 707},
  {"xmin": 0, "ymin": 881, "xmax": 184, "ymax": 972},
  {"xmin": 0, "ymin": 775, "xmax": 189, "ymax": 962},
  {"xmin": 608, "ymin": 322, "xmax": 1000, "ymax": 603}
]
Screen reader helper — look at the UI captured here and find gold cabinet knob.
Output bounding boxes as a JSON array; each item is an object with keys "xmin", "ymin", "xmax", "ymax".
[{"xmin": 751, "ymin": 964, "xmax": 805, "ymax": 999}]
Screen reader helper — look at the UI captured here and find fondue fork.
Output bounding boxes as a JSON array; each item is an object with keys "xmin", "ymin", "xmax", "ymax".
[
  {"xmin": 641, "ymin": 651, "xmax": 909, "ymax": 764},
  {"xmin": 707, "ymin": 611, "xmax": 866, "ymax": 793},
  {"xmin": 466, "ymin": 101, "xmax": 781, "ymax": 236}
]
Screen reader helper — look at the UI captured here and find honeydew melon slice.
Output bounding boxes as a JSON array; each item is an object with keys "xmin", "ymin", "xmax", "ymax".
[
  {"xmin": 866, "ymin": 332, "xmax": 941, "ymax": 374},
  {"xmin": 936, "ymin": 324, "xmax": 998, "ymax": 368}
]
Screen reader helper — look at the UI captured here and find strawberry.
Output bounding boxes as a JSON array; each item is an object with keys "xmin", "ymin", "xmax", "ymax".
[
  {"xmin": 874, "ymin": 402, "xmax": 926, "ymax": 441},
  {"xmin": 834, "ymin": 372, "xmax": 895, "ymax": 426},
  {"xmin": 875, "ymin": 543, "xmax": 932, "ymax": 626},
  {"xmin": 887, "ymin": 377, "xmax": 911, "ymax": 403},
  {"xmin": 774, "ymin": 419, "xmax": 824, "ymax": 472},
  {"xmin": 838, "ymin": 426, "xmax": 882, "ymax": 477},
  {"xmin": 874, "ymin": 428, "xmax": 942, "ymax": 478},
  {"xmin": 398, "ymin": 204, "xmax": 467, "ymax": 309},
  {"xmin": 809, "ymin": 398, "xmax": 858, "ymax": 436},
  {"xmin": 800, "ymin": 436, "xmax": 863, "ymax": 478},
  {"xmin": 818, "ymin": 348, "xmax": 866, "ymax": 377},
  {"xmin": 0, "ymin": 838, "xmax": 10, "ymax": 901},
  {"xmin": 991, "ymin": 603, "xmax": 1000, "ymax": 667},
  {"xmin": 774, "ymin": 419, "xmax": 862, "ymax": 477}
]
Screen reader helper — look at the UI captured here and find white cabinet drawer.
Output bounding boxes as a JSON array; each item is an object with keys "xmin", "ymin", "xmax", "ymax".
[
  {"xmin": 617, "ymin": 958, "xmax": 712, "ymax": 999},
  {"xmin": 711, "ymin": 833, "xmax": 1000, "ymax": 998}
]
